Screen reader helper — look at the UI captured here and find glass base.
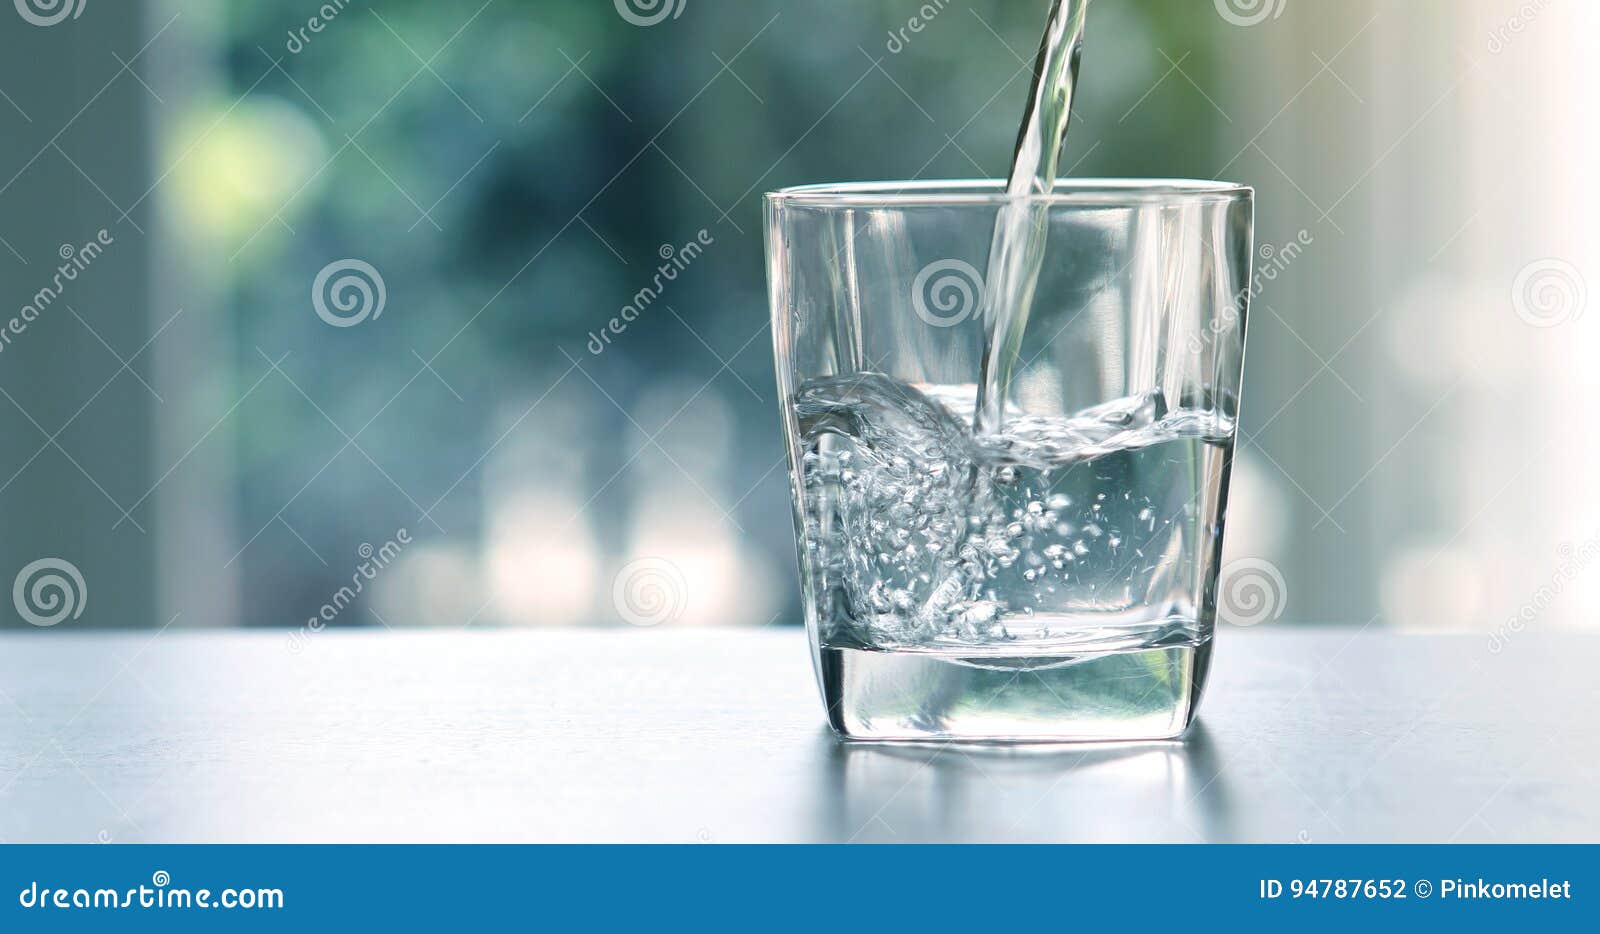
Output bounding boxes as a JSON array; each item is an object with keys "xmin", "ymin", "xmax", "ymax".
[{"xmin": 817, "ymin": 636, "xmax": 1210, "ymax": 743}]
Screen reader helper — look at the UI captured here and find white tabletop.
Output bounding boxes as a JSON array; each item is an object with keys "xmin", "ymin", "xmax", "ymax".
[{"xmin": 0, "ymin": 626, "xmax": 1593, "ymax": 843}]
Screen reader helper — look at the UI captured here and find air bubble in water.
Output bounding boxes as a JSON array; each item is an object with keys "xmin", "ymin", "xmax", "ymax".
[{"xmin": 792, "ymin": 373, "xmax": 1232, "ymax": 650}]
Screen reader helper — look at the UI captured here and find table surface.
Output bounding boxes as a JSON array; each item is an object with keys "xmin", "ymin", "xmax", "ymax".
[{"xmin": 1, "ymin": 626, "xmax": 1594, "ymax": 843}]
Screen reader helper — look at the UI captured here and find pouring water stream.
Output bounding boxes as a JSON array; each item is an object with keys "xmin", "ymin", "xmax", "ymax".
[{"xmin": 974, "ymin": 0, "xmax": 1092, "ymax": 434}]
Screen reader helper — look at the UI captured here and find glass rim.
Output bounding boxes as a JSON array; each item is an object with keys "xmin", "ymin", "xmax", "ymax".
[{"xmin": 766, "ymin": 178, "xmax": 1251, "ymax": 207}]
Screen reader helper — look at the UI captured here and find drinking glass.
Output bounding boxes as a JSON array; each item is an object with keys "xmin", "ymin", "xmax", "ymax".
[{"xmin": 766, "ymin": 179, "xmax": 1253, "ymax": 742}]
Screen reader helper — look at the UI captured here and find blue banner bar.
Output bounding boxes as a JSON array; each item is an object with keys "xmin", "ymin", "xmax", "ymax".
[{"xmin": 2, "ymin": 845, "xmax": 1594, "ymax": 931}]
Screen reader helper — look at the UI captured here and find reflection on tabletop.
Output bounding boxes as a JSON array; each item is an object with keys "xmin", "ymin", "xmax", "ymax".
[{"xmin": 815, "ymin": 723, "xmax": 1232, "ymax": 843}]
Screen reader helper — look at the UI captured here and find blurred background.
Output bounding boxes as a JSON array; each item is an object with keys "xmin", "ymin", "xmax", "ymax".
[{"xmin": 0, "ymin": 0, "xmax": 1593, "ymax": 635}]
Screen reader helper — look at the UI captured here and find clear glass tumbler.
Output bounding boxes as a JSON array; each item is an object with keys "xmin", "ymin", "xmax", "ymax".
[{"xmin": 766, "ymin": 180, "xmax": 1253, "ymax": 742}]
